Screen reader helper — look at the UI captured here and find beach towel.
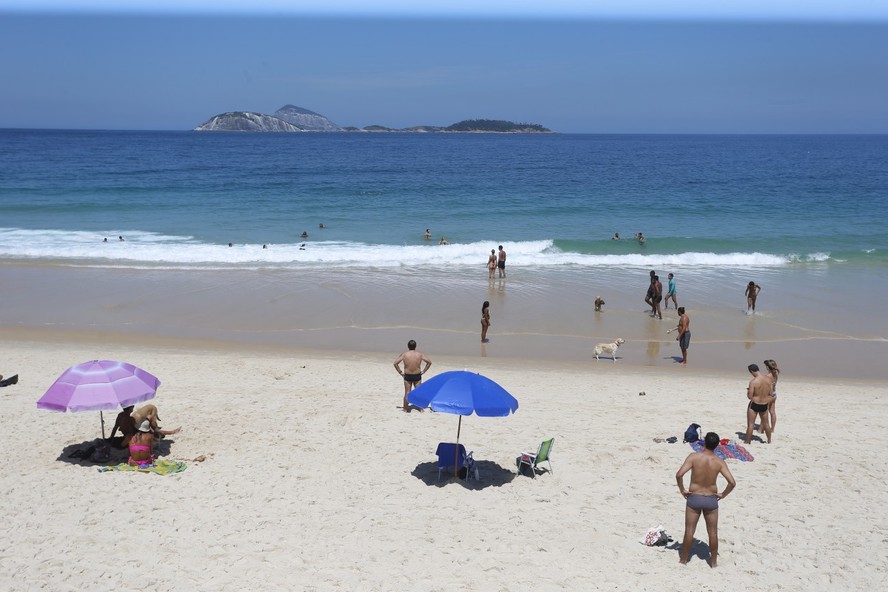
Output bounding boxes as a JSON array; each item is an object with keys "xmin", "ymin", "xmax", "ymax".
[
  {"xmin": 97, "ymin": 459, "xmax": 187, "ymax": 475},
  {"xmin": 690, "ymin": 440, "xmax": 754, "ymax": 462}
]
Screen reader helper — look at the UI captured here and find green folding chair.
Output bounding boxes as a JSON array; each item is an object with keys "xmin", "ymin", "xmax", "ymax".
[{"xmin": 516, "ymin": 437, "xmax": 554, "ymax": 478}]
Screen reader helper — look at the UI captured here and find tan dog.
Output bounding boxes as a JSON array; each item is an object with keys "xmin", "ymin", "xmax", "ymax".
[
  {"xmin": 130, "ymin": 404, "xmax": 160, "ymax": 427},
  {"xmin": 131, "ymin": 404, "xmax": 181, "ymax": 437},
  {"xmin": 594, "ymin": 338, "xmax": 625, "ymax": 362}
]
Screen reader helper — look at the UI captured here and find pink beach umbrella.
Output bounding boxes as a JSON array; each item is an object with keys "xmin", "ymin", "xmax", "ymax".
[{"xmin": 37, "ymin": 360, "xmax": 160, "ymax": 438}]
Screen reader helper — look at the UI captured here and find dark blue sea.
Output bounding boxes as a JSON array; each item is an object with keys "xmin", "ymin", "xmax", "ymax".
[{"xmin": 1, "ymin": 130, "xmax": 886, "ymax": 270}]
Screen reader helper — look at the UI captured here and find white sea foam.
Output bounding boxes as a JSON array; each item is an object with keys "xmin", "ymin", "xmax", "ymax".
[{"xmin": 0, "ymin": 228, "xmax": 829, "ymax": 270}]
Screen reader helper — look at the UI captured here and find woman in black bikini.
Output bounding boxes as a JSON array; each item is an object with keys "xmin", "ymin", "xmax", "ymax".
[{"xmin": 481, "ymin": 301, "xmax": 491, "ymax": 343}]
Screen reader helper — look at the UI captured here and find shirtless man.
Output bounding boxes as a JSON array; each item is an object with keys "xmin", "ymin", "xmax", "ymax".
[
  {"xmin": 644, "ymin": 270, "xmax": 656, "ymax": 314},
  {"xmin": 108, "ymin": 405, "xmax": 137, "ymax": 448},
  {"xmin": 487, "ymin": 249, "xmax": 497, "ymax": 279},
  {"xmin": 393, "ymin": 340, "xmax": 432, "ymax": 412},
  {"xmin": 745, "ymin": 364, "xmax": 772, "ymax": 444},
  {"xmin": 652, "ymin": 275, "xmax": 663, "ymax": 320},
  {"xmin": 673, "ymin": 307, "xmax": 690, "ymax": 365},
  {"xmin": 497, "ymin": 245, "xmax": 506, "ymax": 278},
  {"xmin": 675, "ymin": 431, "xmax": 736, "ymax": 568}
]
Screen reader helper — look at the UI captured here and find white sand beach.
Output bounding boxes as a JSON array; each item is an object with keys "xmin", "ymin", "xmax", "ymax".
[{"xmin": 0, "ymin": 336, "xmax": 885, "ymax": 591}]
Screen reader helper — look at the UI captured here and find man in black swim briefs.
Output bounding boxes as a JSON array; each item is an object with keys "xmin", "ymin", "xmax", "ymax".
[
  {"xmin": 497, "ymin": 245, "xmax": 506, "ymax": 278},
  {"xmin": 675, "ymin": 431, "xmax": 736, "ymax": 568},
  {"xmin": 393, "ymin": 339, "xmax": 432, "ymax": 412},
  {"xmin": 745, "ymin": 363, "xmax": 773, "ymax": 444}
]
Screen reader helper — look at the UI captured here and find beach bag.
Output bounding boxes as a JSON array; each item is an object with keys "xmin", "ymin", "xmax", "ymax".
[
  {"xmin": 640, "ymin": 525, "xmax": 669, "ymax": 546},
  {"xmin": 683, "ymin": 423, "xmax": 701, "ymax": 443}
]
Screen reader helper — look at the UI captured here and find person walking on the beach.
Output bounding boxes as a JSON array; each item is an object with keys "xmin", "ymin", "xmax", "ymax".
[
  {"xmin": 745, "ymin": 364, "xmax": 772, "ymax": 444},
  {"xmin": 644, "ymin": 270, "xmax": 656, "ymax": 314},
  {"xmin": 652, "ymin": 275, "xmax": 663, "ymax": 320},
  {"xmin": 393, "ymin": 340, "xmax": 432, "ymax": 412},
  {"xmin": 487, "ymin": 249, "xmax": 497, "ymax": 279},
  {"xmin": 664, "ymin": 273, "xmax": 678, "ymax": 310},
  {"xmin": 675, "ymin": 431, "xmax": 736, "ymax": 568},
  {"xmin": 481, "ymin": 300, "xmax": 491, "ymax": 343},
  {"xmin": 673, "ymin": 306, "xmax": 690, "ymax": 365},
  {"xmin": 497, "ymin": 245, "xmax": 506, "ymax": 278},
  {"xmin": 745, "ymin": 281, "xmax": 762, "ymax": 315},
  {"xmin": 763, "ymin": 359, "xmax": 780, "ymax": 433}
]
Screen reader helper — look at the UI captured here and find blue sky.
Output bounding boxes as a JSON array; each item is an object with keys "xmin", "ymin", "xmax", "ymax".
[{"xmin": 1, "ymin": 1, "xmax": 887, "ymax": 132}]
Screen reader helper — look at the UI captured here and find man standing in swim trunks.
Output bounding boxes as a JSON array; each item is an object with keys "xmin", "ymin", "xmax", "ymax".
[
  {"xmin": 675, "ymin": 431, "xmax": 736, "ymax": 568},
  {"xmin": 393, "ymin": 339, "xmax": 432, "ymax": 412},
  {"xmin": 644, "ymin": 270, "xmax": 656, "ymax": 314},
  {"xmin": 675, "ymin": 307, "xmax": 690, "ymax": 366},
  {"xmin": 745, "ymin": 363, "xmax": 773, "ymax": 444},
  {"xmin": 497, "ymin": 245, "xmax": 506, "ymax": 278},
  {"xmin": 652, "ymin": 274, "xmax": 663, "ymax": 320}
]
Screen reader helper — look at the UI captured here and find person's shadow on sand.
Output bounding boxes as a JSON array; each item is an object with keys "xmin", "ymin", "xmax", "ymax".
[
  {"xmin": 57, "ymin": 438, "xmax": 174, "ymax": 467},
  {"xmin": 411, "ymin": 460, "xmax": 516, "ymax": 489},
  {"xmin": 667, "ymin": 539, "xmax": 712, "ymax": 565},
  {"xmin": 664, "ymin": 355, "xmax": 684, "ymax": 364},
  {"xmin": 735, "ymin": 430, "xmax": 765, "ymax": 443}
]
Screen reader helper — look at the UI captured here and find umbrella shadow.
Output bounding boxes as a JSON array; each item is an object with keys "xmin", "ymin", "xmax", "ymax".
[
  {"xmin": 57, "ymin": 438, "xmax": 174, "ymax": 467},
  {"xmin": 411, "ymin": 460, "xmax": 516, "ymax": 489}
]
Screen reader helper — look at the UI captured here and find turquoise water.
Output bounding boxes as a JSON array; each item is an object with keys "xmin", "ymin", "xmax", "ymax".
[{"xmin": 0, "ymin": 130, "xmax": 886, "ymax": 270}]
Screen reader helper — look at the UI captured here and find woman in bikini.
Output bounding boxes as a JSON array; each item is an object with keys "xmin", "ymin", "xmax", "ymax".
[
  {"xmin": 745, "ymin": 281, "xmax": 762, "ymax": 314},
  {"xmin": 763, "ymin": 359, "xmax": 780, "ymax": 432},
  {"xmin": 481, "ymin": 300, "xmax": 491, "ymax": 343},
  {"xmin": 487, "ymin": 249, "xmax": 497, "ymax": 279},
  {"xmin": 128, "ymin": 420, "xmax": 156, "ymax": 466}
]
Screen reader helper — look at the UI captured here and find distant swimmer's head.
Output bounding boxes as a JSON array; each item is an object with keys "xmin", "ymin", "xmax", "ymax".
[
  {"xmin": 748, "ymin": 363, "xmax": 760, "ymax": 374},
  {"xmin": 407, "ymin": 340, "xmax": 417, "ymax": 350},
  {"xmin": 498, "ymin": 245, "xmax": 503, "ymax": 250},
  {"xmin": 704, "ymin": 432, "xmax": 720, "ymax": 450}
]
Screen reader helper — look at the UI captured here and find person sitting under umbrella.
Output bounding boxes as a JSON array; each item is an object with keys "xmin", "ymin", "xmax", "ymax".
[
  {"xmin": 108, "ymin": 405, "xmax": 138, "ymax": 449},
  {"xmin": 128, "ymin": 420, "xmax": 156, "ymax": 466}
]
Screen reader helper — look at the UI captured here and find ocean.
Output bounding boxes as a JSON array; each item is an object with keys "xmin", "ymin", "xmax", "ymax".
[
  {"xmin": 1, "ymin": 130, "xmax": 887, "ymax": 377},
  {"xmin": 1, "ymin": 130, "xmax": 886, "ymax": 270}
]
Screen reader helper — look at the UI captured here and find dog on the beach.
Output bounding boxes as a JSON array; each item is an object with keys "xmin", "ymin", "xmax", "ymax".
[
  {"xmin": 594, "ymin": 296, "xmax": 605, "ymax": 312},
  {"xmin": 594, "ymin": 338, "xmax": 625, "ymax": 362}
]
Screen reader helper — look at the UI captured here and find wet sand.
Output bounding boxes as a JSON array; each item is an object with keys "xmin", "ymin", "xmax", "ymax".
[{"xmin": 1, "ymin": 262, "xmax": 885, "ymax": 380}]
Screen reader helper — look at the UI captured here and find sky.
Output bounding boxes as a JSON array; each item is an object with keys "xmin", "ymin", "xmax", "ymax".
[{"xmin": 1, "ymin": 1, "xmax": 887, "ymax": 133}]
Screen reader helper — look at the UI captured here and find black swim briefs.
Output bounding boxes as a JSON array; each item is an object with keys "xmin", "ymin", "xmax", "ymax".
[
  {"xmin": 403, "ymin": 373, "xmax": 422, "ymax": 383},
  {"xmin": 497, "ymin": 261, "xmax": 505, "ymax": 269},
  {"xmin": 750, "ymin": 401, "xmax": 769, "ymax": 413}
]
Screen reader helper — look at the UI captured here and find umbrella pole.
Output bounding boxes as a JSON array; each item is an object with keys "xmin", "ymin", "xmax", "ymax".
[
  {"xmin": 454, "ymin": 415, "xmax": 462, "ymax": 480},
  {"xmin": 100, "ymin": 411, "xmax": 106, "ymax": 440}
]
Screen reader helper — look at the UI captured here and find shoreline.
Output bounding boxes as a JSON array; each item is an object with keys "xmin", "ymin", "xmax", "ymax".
[
  {"xmin": 3, "ymin": 325, "xmax": 887, "ymax": 389},
  {"xmin": 2, "ymin": 262, "xmax": 887, "ymax": 381}
]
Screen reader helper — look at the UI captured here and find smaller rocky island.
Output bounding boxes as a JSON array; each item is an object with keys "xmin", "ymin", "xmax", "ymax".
[{"xmin": 193, "ymin": 106, "xmax": 552, "ymax": 133}]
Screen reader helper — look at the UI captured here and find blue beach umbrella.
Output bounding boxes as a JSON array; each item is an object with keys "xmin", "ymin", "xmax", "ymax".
[{"xmin": 408, "ymin": 370, "xmax": 519, "ymax": 478}]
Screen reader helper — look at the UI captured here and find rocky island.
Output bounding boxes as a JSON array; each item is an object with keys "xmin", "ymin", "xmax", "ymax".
[{"xmin": 193, "ymin": 105, "xmax": 552, "ymax": 133}]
